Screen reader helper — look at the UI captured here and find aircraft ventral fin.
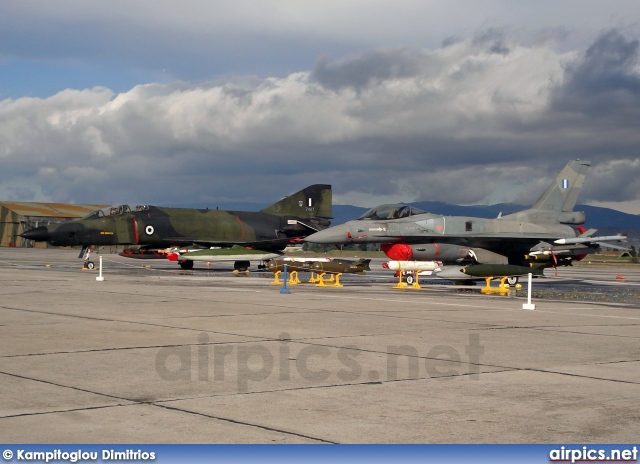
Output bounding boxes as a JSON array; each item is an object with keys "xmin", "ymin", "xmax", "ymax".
[
  {"xmin": 577, "ymin": 228, "xmax": 598, "ymax": 237},
  {"xmin": 593, "ymin": 242, "xmax": 630, "ymax": 251}
]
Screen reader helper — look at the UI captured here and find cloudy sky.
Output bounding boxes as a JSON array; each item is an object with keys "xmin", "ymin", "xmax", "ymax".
[{"xmin": 1, "ymin": 1, "xmax": 640, "ymax": 214}]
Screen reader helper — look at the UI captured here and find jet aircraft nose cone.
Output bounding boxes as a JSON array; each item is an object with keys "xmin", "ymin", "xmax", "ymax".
[
  {"xmin": 305, "ymin": 224, "xmax": 351, "ymax": 244},
  {"xmin": 20, "ymin": 226, "xmax": 51, "ymax": 242}
]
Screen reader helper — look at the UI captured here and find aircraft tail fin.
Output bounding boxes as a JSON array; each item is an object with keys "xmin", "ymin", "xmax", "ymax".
[
  {"xmin": 503, "ymin": 160, "xmax": 590, "ymax": 224},
  {"xmin": 260, "ymin": 184, "xmax": 332, "ymax": 218},
  {"xmin": 532, "ymin": 159, "xmax": 590, "ymax": 214}
]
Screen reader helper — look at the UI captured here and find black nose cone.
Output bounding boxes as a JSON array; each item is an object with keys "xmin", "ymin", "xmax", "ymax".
[{"xmin": 20, "ymin": 226, "xmax": 51, "ymax": 242}]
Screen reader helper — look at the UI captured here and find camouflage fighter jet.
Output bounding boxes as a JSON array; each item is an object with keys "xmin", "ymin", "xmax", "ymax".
[
  {"xmin": 21, "ymin": 184, "xmax": 332, "ymax": 271},
  {"xmin": 305, "ymin": 160, "xmax": 627, "ymax": 283}
]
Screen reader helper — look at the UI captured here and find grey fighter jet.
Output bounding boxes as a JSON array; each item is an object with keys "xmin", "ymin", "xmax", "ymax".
[{"xmin": 305, "ymin": 160, "xmax": 627, "ymax": 281}]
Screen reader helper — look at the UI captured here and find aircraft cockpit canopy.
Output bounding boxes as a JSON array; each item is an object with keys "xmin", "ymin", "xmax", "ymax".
[
  {"xmin": 82, "ymin": 205, "xmax": 132, "ymax": 220},
  {"xmin": 358, "ymin": 204, "xmax": 426, "ymax": 220},
  {"xmin": 109, "ymin": 205, "xmax": 131, "ymax": 216}
]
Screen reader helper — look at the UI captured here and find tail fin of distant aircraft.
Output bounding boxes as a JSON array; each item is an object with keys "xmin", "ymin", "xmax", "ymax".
[
  {"xmin": 503, "ymin": 160, "xmax": 590, "ymax": 224},
  {"xmin": 260, "ymin": 184, "xmax": 332, "ymax": 218},
  {"xmin": 531, "ymin": 159, "xmax": 590, "ymax": 214}
]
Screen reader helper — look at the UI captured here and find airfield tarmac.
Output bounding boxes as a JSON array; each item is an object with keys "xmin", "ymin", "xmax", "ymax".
[{"xmin": 0, "ymin": 248, "xmax": 639, "ymax": 443}]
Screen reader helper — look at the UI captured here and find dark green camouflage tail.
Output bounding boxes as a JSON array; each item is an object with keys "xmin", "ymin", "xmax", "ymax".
[{"xmin": 260, "ymin": 184, "xmax": 332, "ymax": 218}]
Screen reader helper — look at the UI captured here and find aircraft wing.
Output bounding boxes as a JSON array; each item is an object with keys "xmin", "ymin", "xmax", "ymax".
[
  {"xmin": 529, "ymin": 234, "xmax": 628, "ymax": 259},
  {"xmin": 590, "ymin": 241, "xmax": 629, "ymax": 251},
  {"xmin": 162, "ymin": 237, "xmax": 295, "ymax": 250},
  {"xmin": 383, "ymin": 231, "xmax": 628, "ymax": 249}
]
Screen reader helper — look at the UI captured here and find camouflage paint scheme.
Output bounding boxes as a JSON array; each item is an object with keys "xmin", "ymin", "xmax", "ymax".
[{"xmin": 22, "ymin": 185, "xmax": 332, "ymax": 253}]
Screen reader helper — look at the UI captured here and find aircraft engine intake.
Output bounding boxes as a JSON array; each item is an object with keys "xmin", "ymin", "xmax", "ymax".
[
  {"xmin": 381, "ymin": 243, "xmax": 413, "ymax": 260},
  {"xmin": 280, "ymin": 222, "xmax": 308, "ymax": 236}
]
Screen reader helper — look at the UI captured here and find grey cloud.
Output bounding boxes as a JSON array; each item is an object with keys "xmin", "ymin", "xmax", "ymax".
[
  {"xmin": 472, "ymin": 28, "xmax": 511, "ymax": 55},
  {"xmin": 4, "ymin": 1, "xmax": 640, "ymax": 97},
  {"xmin": 5, "ymin": 186, "xmax": 37, "ymax": 201},
  {"xmin": 553, "ymin": 30, "xmax": 640, "ymax": 116},
  {"xmin": 585, "ymin": 160, "xmax": 640, "ymax": 203},
  {"xmin": 311, "ymin": 49, "xmax": 431, "ymax": 92},
  {"xmin": 2, "ymin": 29, "xmax": 640, "ymax": 210}
]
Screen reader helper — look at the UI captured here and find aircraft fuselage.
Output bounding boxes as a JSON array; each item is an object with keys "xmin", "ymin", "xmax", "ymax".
[{"xmin": 308, "ymin": 213, "xmax": 579, "ymax": 265}]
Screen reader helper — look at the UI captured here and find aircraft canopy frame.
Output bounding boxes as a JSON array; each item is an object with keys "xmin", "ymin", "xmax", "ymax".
[{"xmin": 358, "ymin": 204, "xmax": 426, "ymax": 221}]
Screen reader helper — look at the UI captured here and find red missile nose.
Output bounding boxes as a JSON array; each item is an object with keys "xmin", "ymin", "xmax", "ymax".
[
  {"xmin": 166, "ymin": 253, "xmax": 179, "ymax": 262},
  {"xmin": 346, "ymin": 232, "xmax": 352, "ymax": 239}
]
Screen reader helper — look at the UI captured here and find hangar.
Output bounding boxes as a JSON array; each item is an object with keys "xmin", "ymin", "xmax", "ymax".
[{"xmin": 0, "ymin": 202, "xmax": 107, "ymax": 247}]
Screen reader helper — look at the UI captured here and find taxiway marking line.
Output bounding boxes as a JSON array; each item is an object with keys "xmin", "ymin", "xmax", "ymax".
[
  {"xmin": 0, "ymin": 271, "xmax": 75, "ymax": 280},
  {"xmin": 293, "ymin": 292, "xmax": 640, "ymax": 321},
  {"xmin": 300, "ymin": 292, "xmax": 500, "ymax": 310},
  {"xmin": 533, "ymin": 310, "xmax": 640, "ymax": 321}
]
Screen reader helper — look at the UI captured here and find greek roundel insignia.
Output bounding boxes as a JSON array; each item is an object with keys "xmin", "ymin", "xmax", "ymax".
[
  {"xmin": 298, "ymin": 201, "xmax": 304, "ymax": 207},
  {"xmin": 145, "ymin": 225, "xmax": 155, "ymax": 235}
]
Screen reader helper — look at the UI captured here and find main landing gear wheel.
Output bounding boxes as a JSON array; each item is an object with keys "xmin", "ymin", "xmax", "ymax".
[
  {"xmin": 506, "ymin": 276, "xmax": 519, "ymax": 286},
  {"xmin": 233, "ymin": 261, "xmax": 251, "ymax": 272},
  {"xmin": 85, "ymin": 261, "xmax": 95, "ymax": 270},
  {"xmin": 179, "ymin": 260, "xmax": 194, "ymax": 270}
]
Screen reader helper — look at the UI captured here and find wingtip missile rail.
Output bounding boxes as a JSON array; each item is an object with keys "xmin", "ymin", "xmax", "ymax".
[{"xmin": 554, "ymin": 235, "xmax": 627, "ymax": 245}]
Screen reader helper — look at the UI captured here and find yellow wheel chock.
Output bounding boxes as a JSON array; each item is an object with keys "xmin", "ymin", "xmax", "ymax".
[
  {"xmin": 316, "ymin": 272, "xmax": 343, "ymax": 288},
  {"xmin": 271, "ymin": 270, "xmax": 300, "ymax": 285},
  {"xmin": 394, "ymin": 271, "xmax": 421, "ymax": 289},
  {"xmin": 480, "ymin": 277, "xmax": 510, "ymax": 296},
  {"xmin": 270, "ymin": 270, "xmax": 283, "ymax": 285}
]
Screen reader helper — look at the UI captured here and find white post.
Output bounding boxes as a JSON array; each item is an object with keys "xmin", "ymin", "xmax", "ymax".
[
  {"xmin": 522, "ymin": 272, "xmax": 535, "ymax": 310},
  {"xmin": 96, "ymin": 256, "xmax": 105, "ymax": 282}
]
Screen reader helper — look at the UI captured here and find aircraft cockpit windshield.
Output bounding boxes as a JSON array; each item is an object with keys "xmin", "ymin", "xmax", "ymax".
[
  {"xmin": 358, "ymin": 204, "xmax": 426, "ymax": 220},
  {"xmin": 82, "ymin": 209, "xmax": 106, "ymax": 220}
]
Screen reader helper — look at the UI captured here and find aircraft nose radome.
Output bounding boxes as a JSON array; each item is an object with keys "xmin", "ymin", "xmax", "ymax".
[
  {"xmin": 20, "ymin": 226, "xmax": 51, "ymax": 242},
  {"xmin": 305, "ymin": 224, "xmax": 351, "ymax": 244}
]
